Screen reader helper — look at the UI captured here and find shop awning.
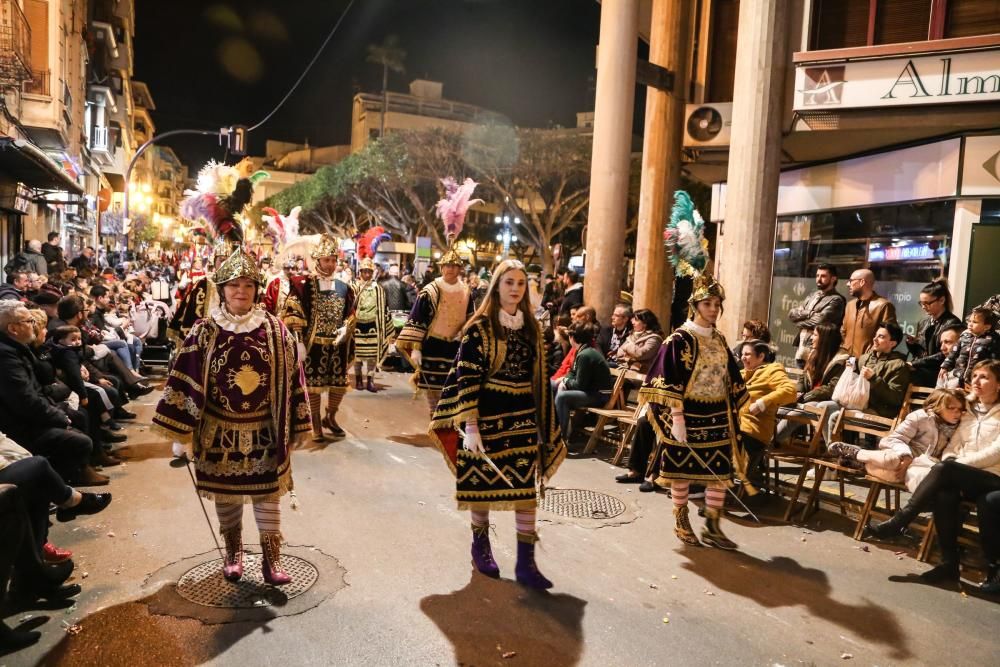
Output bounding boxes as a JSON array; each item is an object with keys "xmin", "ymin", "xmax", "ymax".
[{"xmin": 0, "ymin": 137, "xmax": 84, "ymax": 195}]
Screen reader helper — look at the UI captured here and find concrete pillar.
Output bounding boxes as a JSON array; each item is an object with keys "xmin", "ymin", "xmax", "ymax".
[
  {"xmin": 584, "ymin": 0, "xmax": 639, "ymax": 322},
  {"xmin": 716, "ymin": 0, "xmax": 790, "ymax": 342},
  {"xmin": 633, "ymin": 0, "xmax": 692, "ymax": 325}
]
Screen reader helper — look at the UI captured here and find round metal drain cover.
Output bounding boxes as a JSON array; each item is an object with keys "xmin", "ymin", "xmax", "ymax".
[
  {"xmin": 539, "ymin": 488, "xmax": 626, "ymax": 519},
  {"xmin": 176, "ymin": 553, "xmax": 318, "ymax": 608}
]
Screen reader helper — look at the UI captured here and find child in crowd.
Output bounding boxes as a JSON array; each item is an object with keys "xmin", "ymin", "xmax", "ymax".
[{"xmin": 940, "ymin": 307, "xmax": 1000, "ymax": 387}]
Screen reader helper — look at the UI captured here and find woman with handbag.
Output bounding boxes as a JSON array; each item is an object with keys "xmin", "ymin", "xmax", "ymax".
[{"xmin": 614, "ymin": 309, "xmax": 664, "ymax": 374}]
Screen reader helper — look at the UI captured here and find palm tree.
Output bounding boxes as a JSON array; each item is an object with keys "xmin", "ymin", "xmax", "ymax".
[{"xmin": 366, "ymin": 35, "xmax": 406, "ymax": 140}]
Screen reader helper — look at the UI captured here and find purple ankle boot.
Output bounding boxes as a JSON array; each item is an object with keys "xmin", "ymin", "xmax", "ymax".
[
  {"xmin": 515, "ymin": 532, "xmax": 553, "ymax": 590},
  {"xmin": 471, "ymin": 524, "xmax": 500, "ymax": 578}
]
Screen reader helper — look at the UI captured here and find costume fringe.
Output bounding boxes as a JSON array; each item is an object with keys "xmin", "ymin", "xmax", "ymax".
[{"xmin": 458, "ymin": 499, "xmax": 539, "ymax": 512}]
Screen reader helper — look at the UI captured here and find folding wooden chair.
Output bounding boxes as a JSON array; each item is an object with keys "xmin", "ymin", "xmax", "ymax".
[
  {"xmin": 582, "ymin": 370, "xmax": 645, "ymax": 461},
  {"xmin": 854, "ymin": 477, "xmax": 907, "ymax": 540},
  {"xmin": 898, "ymin": 385, "xmax": 937, "ymax": 421},
  {"xmin": 797, "ymin": 409, "xmax": 897, "ymax": 523},
  {"xmin": 566, "ymin": 367, "xmax": 626, "ymax": 441},
  {"xmin": 770, "ymin": 404, "xmax": 830, "ymax": 522},
  {"xmin": 918, "ymin": 501, "xmax": 979, "ymax": 562}
]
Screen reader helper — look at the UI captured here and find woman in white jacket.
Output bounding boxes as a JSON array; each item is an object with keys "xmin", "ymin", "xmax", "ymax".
[
  {"xmin": 869, "ymin": 360, "xmax": 1000, "ymax": 591},
  {"xmin": 829, "ymin": 388, "xmax": 966, "ymax": 489}
]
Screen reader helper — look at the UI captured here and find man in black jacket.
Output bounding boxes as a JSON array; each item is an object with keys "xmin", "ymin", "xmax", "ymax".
[
  {"xmin": 0, "ymin": 301, "xmax": 103, "ymax": 485},
  {"xmin": 41, "ymin": 232, "xmax": 67, "ymax": 275},
  {"xmin": 558, "ymin": 269, "xmax": 584, "ymax": 318}
]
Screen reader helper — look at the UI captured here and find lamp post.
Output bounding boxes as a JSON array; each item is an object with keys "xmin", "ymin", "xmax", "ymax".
[{"xmin": 493, "ymin": 205, "xmax": 520, "ymax": 259}]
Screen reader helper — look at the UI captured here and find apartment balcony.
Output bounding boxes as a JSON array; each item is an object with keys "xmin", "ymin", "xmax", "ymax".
[
  {"xmin": 0, "ymin": 0, "xmax": 32, "ymax": 86},
  {"xmin": 90, "ymin": 125, "xmax": 116, "ymax": 166},
  {"xmin": 23, "ymin": 68, "xmax": 50, "ymax": 97}
]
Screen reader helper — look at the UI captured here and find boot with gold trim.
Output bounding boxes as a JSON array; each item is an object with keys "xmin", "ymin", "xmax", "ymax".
[
  {"xmin": 260, "ymin": 531, "xmax": 292, "ymax": 585},
  {"xmin": 221, "ymin": 526, "xmax": 243, "ymax": 582}
]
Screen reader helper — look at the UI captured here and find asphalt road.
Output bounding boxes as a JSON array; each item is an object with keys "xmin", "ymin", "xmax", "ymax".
[{"xmin": 4, "ymin": 372, "xmax": 999, "ymax": 666}]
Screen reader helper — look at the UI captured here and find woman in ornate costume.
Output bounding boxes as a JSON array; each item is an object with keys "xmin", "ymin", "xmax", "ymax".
[
  {"xmin": 429, "ymin": 259, "xmax": 566, "ymax": 589},
  {"xmin": 153, "ymin": 245, "xmax": 311, "ymax": 585},
  {"xmin": 640, "ymin": 191, "xmax": 752, "ymax": 550},
  {"xmin": 352, "ymin": 257, "xmax": 393, "ymax": 392}
]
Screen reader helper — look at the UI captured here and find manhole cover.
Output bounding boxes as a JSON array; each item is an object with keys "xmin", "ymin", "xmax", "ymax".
[
  {"xmin": 539, "ymin": 488, "xmax": 626, "ymax": 519},
  {"xmin": 176, "ymin": 553, "xmax": 318, "ymax": 608}
]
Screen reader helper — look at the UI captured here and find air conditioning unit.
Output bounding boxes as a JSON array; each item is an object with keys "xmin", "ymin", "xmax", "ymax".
[{"xmin": 683, "ymin": 103, "xmax": 733, "ymax": 148}]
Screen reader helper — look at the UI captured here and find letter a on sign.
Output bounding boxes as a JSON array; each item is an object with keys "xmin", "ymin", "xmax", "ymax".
[{"xmin": 882, "ymin": 60, "xmax": 931, "ymax": 99}]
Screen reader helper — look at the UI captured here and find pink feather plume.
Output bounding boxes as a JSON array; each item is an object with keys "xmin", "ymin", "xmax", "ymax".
[{"xmin": 435, "ymin": 177, "xmax": 482, "ymax": 243}]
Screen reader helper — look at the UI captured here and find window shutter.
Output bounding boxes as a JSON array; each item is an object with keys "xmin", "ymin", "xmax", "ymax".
[
  {"xmin": 811, "ymin": 0, "xmax": 870, "ymax": 50},
  {"xmin": 25, "ymin": 0, "xmax": 49, "ymax": 71},
  {"xmin": 874, "ymin": 0, "xmax": 933, "ymax": 44},
  {"xmin": 945, "ymin": 0, "xmax": 1000, "ymax": 37},
  {"xmin": 707, "ymin": 0, "xmax": 739, "ymax": 102}
]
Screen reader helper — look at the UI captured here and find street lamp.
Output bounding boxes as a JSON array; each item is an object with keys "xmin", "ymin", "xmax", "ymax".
[{"xmin": 494, "ymin": 209, "xmax": 520, "ymax": 258}]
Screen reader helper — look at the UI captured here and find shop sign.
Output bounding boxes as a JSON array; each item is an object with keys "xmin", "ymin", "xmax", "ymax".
[
  {"xmin": 794, "ymin": 48, "xmax": 1000, "ymax": 111},
  {"xmin": 868, "ymin": 241, "xmax": 945, "ymax": 263},
  {"xmin": 769, "ymin": 277, "xmax": 929, "ymax": 366}
]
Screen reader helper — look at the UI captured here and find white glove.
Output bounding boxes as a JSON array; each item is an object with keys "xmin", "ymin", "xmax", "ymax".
[
  {"xmin": 749, "ymin": 399, "xmax": 766, "ymax": 416},
  {"xmin": 410, "ymin": 349, "xmax": 422, "ymax": 367},
  {"xmin": 463, "ymin": 422, "xmax": 485, "ymax": 455},
  {"xmin": 670, "ymin": 413, "xmax": 687, "ymax": 443},
  {"xmin": 333, "ymin": 326, "xmax": 347, "ymax": 346},
  {"xmin": 171, "ymin": 441, "xmax": 187, "ymax": 459}
]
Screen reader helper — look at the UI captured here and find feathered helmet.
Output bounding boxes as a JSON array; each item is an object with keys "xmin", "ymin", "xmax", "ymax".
[
  {"xmin": 664, "ymin": 190, "xmax": 724, "ymax": 307},
  {"xmin": 261, "ymin": 205, "xmax": 302, "ymax": 255},
  {"xmin": 212, "ymin": 247, "xmax": 265, "ymax": 286},
  {"xmin": 435, "ymin": 177, "xmax": 481, "ymax": 266},
  {"xmin": 310, "ymin": 233, "xmax": 339, "ymax": 260},
  {"xmin": 358, "ymin": 257, "xmax": 376, "ymax": 273},
  {"xmin": 356, "ymin": 226, "xmax": 391, "ymax": 261}
]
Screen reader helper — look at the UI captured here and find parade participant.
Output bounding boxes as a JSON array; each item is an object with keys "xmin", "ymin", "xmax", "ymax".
[
  {"xmin": 429, "ymin": 259, "xmax": 565, "ymax": 589},
  {"xmin": 153, "ymin": 245, "xmax": 310, "ymax": 585},
  {"xmin": 642, "ymin": 191, "xmax": 752, "ymax": 549},
  {"xmin": 352, "ymin": 258, "xmax": 393, "ymax": 392},
  {"xmin": 397, "ymin": 177, "xmax": 478, "ymax": 414},
  {"xmin": 281, "ymin": 233, "xmax": 357, "ymax": 441},
  {"xmin": 168, "ymin": 159, "xmax": 267, "ymax": 342},
  {"xmin": 261, "ymin": 206, "xmax": 301, "ymax": 316}
]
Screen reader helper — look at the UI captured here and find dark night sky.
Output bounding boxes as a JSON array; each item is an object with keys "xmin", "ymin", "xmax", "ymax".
[{"xmin": 134, "ymin": 0, "xmax": 622, "ymax": 172}]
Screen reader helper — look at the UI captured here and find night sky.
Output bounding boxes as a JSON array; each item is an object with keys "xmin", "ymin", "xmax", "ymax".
[{"xmin": 134, "ymin": 0, "xmax": 620, "ymax": 172}]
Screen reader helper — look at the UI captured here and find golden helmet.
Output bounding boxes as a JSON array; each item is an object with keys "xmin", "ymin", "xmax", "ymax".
[
  {"xmin": 437, "ymin": 246, "xmax": 464, "ymax": 267},
  {"xmin": 212, "ymin": 247, "xmax": 265, "ymax": 286},
  {"xmin": 358, "ymin": 257, "xmax": 376, "ymax": 272},
  {"xmin": 310, "ymin": 233, "xmax": 339, "ymax": 260},
  {"xmin": 688, "ymin": 273, "xmax": 725, "ymax": 305}
]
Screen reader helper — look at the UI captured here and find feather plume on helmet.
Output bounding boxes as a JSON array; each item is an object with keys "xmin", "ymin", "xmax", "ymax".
[
  {"xmin": 664, "ymin": 190, "xmax": 724, "ymax": 305},
  {"xmin": 356, "ymin": 226, "xmax": 391, "ymax": 260},
  {"xmin": 261, "ymin": 205, "xmax": 302, "ymax": 254},
  {"xmin": 435, "ymin": 177, "xmax": 481, "ymax": 266}
]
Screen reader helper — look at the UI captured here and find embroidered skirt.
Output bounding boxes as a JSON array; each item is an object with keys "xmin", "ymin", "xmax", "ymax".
[
  {"xmin": 354, "ymin": 320, "xmax": 381, "ymax": 362},
  {"xmin": 416, "ymin": 335, "xmax": 459, "ymax": 391},
  {"xmin": 303, "ymin": 335, "xmax": 352, "ymax": 390},
  {"xmin": 652, "ymin": 399, "xmax": 738, "ymax": 485}
]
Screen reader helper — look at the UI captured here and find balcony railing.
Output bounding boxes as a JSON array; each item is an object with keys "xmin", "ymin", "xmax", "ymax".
[
  {"xmin": 0, "ymin": 0, "xmax": 31, "ymax": 85},
  {"xmin": 91, "ymin": 125, "xmax": 111, "ymax": 152},
  {"xmin": 23, "ymin": 68, "xmax": 50, "ymax": 96}
]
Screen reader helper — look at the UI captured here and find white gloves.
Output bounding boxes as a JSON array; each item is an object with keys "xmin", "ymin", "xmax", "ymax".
[
  {"xmin": 410, "ymin": 349, "xmax": 422, "ymax": 367},
  {"xmin": 333, "ymin": 326, "xmax": 347, "ymax": 346},
  {"xmin": 749, "ymin": 399, "xmax": 766, "ymax": 416},
  {"xmin": 670, "ymin": 411, "xmax": 687, "ymax": 443},
  {"xmin": 463, "ymin": 421, "xmax": 485, "ymax": 455},
  {"xmin": 172, "ymin": 441, "xmax": 187, "ymax": 459}
]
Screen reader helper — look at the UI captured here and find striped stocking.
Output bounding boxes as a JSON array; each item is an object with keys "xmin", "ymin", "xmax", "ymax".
[
  {"xmin": 252, "ymin": 500, "xmax": 281, "ymax": 535},
  {"xmin": 671, "ymin": 481, "xmax": 690, "ymax": 508},
  {"xmin": 215, "ymin": 501, "xmax": 243, "ymax": 533}
]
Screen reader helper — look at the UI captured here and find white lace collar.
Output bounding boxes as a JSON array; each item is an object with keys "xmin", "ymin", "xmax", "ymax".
[
  {"xmin": 682, "ymin": 319, "xmax": 715, "ymax": 337},
  {"xmin": 211, "ymin": 305, "xmax": 266, "ymax": 333},
  {"xmin": 499, "ymin": 308, "xmax": 524, "ymax": 330}
]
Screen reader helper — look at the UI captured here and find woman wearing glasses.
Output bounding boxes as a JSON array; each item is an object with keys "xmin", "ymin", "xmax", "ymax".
[{"xmin": 908, "ymin": 280, "xmax": 961, "ymax": 362}]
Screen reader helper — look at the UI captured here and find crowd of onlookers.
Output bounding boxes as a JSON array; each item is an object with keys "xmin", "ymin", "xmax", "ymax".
[{"xmin": 0, "ymin": 236, "xmax": 179, "ymax": 649}]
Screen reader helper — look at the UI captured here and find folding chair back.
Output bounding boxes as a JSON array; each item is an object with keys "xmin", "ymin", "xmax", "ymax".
[
  {"xmin": 832, "ymin": 409, "xmax": 897, "ymax": 441},
  {"xmin": 775, "ymin": 403, "xmax": 830, "ymax": 457},
  {"xmin": 898, "ymin": 385, "xmax": 937, "ymax": 420}
]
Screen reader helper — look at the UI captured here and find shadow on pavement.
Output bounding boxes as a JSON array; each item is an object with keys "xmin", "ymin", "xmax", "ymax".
[
  {"xmin": 34, "ymin": 586, "xmax": 278, "ymax": 667},
  {"xmin": 421, "ymin": 571, "xmax": 587, "ymax": 666},
  {"xmin": 681, "ymin": 550, "xmax": 913, "ymax": 661}
]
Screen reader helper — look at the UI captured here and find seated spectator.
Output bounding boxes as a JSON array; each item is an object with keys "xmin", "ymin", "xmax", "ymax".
[
  {"xmin": 940, "ymin": 306, "xmax": 1000, "ymax": 388},
  {"xmin": 614, "ymin": 309, "xmax": 663, "ymax": 373},
  {"xmin": 554, "ymin": 322, "xmax": 612, "ymax": 440},
  {"xmin": 739, "ymin": 339, "xmax": 798, "ymax": 486},
  {"xmin": 908, "ymin": 280, "xmax": 962, "ymax": 361},
  {"xmin": 90, "ymin": 285, "xmax": 144, "ymax": 374},
  {"xmin": 831, "ymin": 388, "xmax": 966, "ymax": 486},
  {"xmin": 0, "ymin": 301, "xmax": 103, "ymax": 486},
  {"xmin": 599, "ymin": 303, "xmax": 633, "ymax": 359},
  {"xmin": 775, "ymin": 323, "xmax": 849, "ymax": 445},
  {"xmin": 867, "ymin": 360, "xmax": 1000, "ymax": 592},
  {"xmin": 732, "ymin": 318, "xmax": 771, "ymax": 366},
  {"xmin": 550, "ymin": 307, "xmax": 598, "ymax": 387},
  {"xmin": 0, "ymin": 271, "xmax": 28, "ymax": 302},
  {"xmin": 0, "ymin": 435, "xmax": 111, "ymax": 568},
  {"xmin": 855, "ymin": 321, "xmax": 912, "ymax": 420},
  {"xmin": 908, "ymin": 323, "xmax": 962, "ymax": 388}
]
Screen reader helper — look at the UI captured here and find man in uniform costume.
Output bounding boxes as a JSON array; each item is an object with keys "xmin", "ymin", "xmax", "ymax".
[
  {"xmin": 640, "ymin": 191, "xmax": 752, "ymax": 550},
  {"xmin": 281, "ymin": 234, "xmax": 356, "ymax": 441},
  {"xmin": 352, "ymin": 257, "xmax": 393, "ymax": 392},
  {"xmin": 261, "ymin": 206, "xmax": 301, "ymax": 316},
  {"xmin": 396, "ymin": 177, "xmax": 479, "ymax": 414}
]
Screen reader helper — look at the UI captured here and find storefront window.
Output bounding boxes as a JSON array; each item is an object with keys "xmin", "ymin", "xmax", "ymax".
[{"xmin": 769, "ymin": 200, "xmax": 955, "ymax": 365}]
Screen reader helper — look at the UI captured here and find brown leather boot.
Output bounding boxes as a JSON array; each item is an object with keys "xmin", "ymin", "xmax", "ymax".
[
  {"xmin": 673, "ymin": 505, "xmax": 701, "ymax": 546},
  {"xmin": 77, "ymin": 465, "xmax": 110, "ymax": 487}
]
